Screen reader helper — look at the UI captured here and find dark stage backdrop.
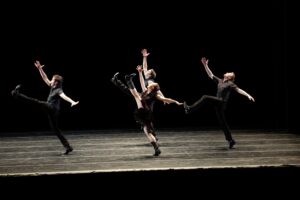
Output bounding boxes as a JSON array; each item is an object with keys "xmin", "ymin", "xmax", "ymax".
[{"xmin": 1, "ymin": 1, "xmax": 288, "ymax": 133}]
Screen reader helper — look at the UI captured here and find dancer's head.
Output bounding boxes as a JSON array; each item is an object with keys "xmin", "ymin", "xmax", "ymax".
[
  {"xmin": 50, "ymin": 75, "xmax": 63, "ymax": 88},
  {"xmin": 145, "ymin": 69, "xmax": 157, "ymax": 79},
  {"xmin": 223, "ymin": 72, "xmax": 235, "ymax": 82}
]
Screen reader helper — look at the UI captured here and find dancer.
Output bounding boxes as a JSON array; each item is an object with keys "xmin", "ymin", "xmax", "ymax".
[
  {"xmin": 11, "ymin": 60, "xmax": 79, "ymax": 155},
  {"xmin": 119, "ymin": 65, "xmax": 182, "ymax": 156},
  {"xmin": 184, "ymin": 57, "xmax": 255, "ymax": 149},
  {"xmin": 111, "ymin": 48, "xmax": 164, "ymax": 140}
]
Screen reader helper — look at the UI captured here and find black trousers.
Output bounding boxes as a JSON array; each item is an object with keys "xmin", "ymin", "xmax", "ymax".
[
  {"xmin": 189, "ymin": 95, "xmax": 233, "ymax": 141},
  {"xmin": 13, "ymin": 92, "xmax": 71, "ymax": 149}
]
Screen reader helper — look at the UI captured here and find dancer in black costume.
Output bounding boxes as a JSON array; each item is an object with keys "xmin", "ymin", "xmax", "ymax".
[
  {"xmin": 184, "ymin": 57, "xmax": 255, "ymax": 149},
  {"xmin": 11, "ymin": 60, "xmax": 79, "ymax": 155}
]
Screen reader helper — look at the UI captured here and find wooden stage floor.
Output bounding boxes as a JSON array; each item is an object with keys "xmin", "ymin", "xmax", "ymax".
[{"xmin": 1, "ymin": 128, "xmax": 300, "ymax": 177}]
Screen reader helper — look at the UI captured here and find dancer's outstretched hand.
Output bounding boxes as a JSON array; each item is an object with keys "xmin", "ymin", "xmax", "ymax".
[
  {"xmin": 176, "ymin": 101, "xmax": 183, "ymax": 106},
  {"xmin": 71, "ymin": 101, "xmax": 79, "ymax": 107},
  {"xmin": 34, "ymin": 60, "xmax": 45, "ymax": 69}
]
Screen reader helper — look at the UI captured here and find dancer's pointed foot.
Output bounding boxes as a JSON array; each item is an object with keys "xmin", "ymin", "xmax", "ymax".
[
  {"xmin": 111, "ymin": 72, "xmax": 120, "ymax": 84},
  {"xmin": 183, "ymin": 101, "xmax": 191, "ymax": 114},
  {"xmin": 125, "ymin": 73, "xmax": 136, "ymax": 80},
  {"xmin": 11, "ymin": 84, "xmax": 22, "ymax": 96}
]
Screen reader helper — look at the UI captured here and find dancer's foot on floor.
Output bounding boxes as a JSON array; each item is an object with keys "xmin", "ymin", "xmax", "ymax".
[
  {"xmin": 153, "ymin": 148, "xmax": 161, "ymax": 156},
  {"xmin": 229, "ymin": 140, "xmax": 236, "ymax": 149},
  {"xmin": 64, "ymin": 146, "xmax": 73, "ymax": 155}
]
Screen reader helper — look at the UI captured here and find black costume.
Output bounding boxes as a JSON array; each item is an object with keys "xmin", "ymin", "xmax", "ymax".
[
  {"xmin": 184, "ymin": 75, "xmax": 238, "ymax": 148},
  {"xmin": 11, "ymin": 85, "xmax": 73, "ymax": 154}
]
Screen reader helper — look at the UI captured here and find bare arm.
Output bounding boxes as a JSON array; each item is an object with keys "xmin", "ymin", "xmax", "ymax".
[
  {"xmin": 34, "ymin": 61, "xmax": 51, "ymax": 86},
  {"xmin": 156, "ymin": 94, "xmax": 183, "ymax": 105},
  {"xmin": 141, "ymin": 49, "xmax": 150, "ymax": 74},
  {"xmin": 157, "ymin": 90, "xmax": 165, "ymax": 98},
  {"xmin": 235, "ymin": 88, "xmax": 255, "ymax": 102},
  {"xmin": 201, "ymin": 57, "xmax": 214, "ymax": 79},
  {"xmin": 137, "ymin": 65, "xmax": 147, "ymax": 92},
  {"xmin": 59, "ymin": 92, "xmax": 79, "ymax": 107}
]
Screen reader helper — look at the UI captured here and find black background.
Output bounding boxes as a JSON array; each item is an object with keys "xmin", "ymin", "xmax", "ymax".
[{"xmin": 1, "ymin": 1, "xmax": 289, "ymax": 133}]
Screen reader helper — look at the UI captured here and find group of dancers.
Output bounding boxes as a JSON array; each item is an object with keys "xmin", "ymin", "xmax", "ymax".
[{"xmin": 11, "ymin": 49, "xmax": 255, "ymax": 156}]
